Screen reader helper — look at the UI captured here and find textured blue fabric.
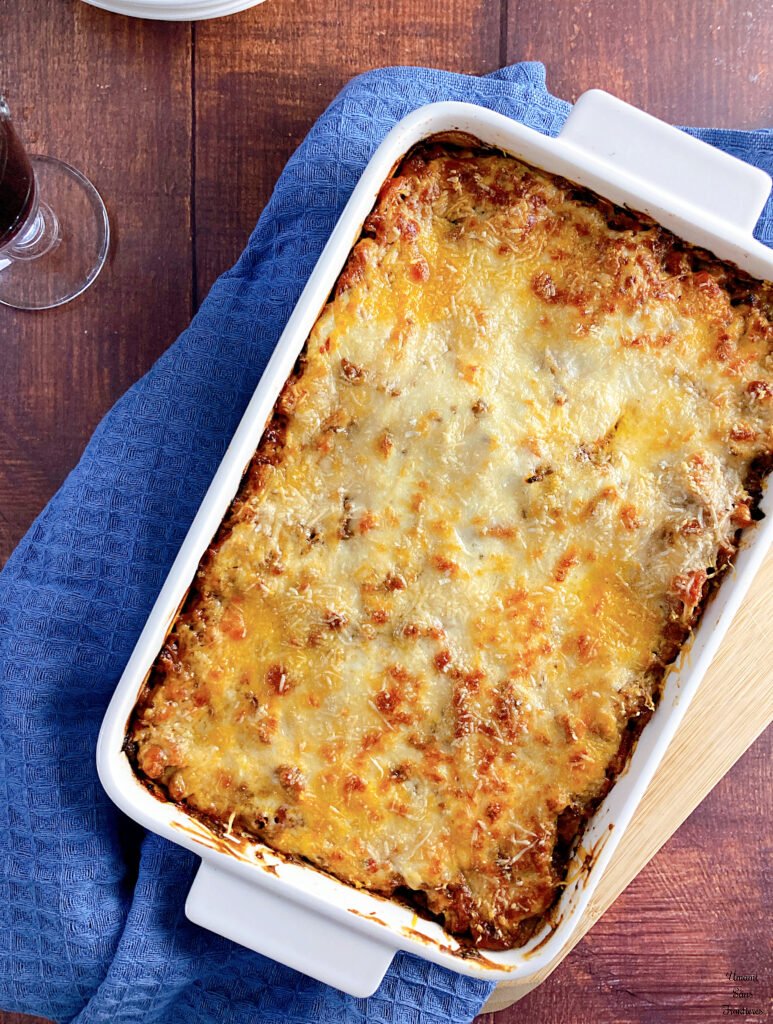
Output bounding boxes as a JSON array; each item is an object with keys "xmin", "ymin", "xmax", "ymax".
[{"xmin": 1, "ymin": 62, "xmax": 771, "ymax": 1024}]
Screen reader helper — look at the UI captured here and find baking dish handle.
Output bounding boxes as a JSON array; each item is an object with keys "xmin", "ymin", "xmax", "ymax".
[
  {"xmin": 185, "ymin": 860, "xmax": 397, "ymax": 998},
  {"xmin": 558, "ymin": 89, "xmax": 772, "ymax": 234}
]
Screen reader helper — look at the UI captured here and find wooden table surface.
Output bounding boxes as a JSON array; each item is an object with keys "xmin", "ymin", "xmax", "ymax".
[{"xmin": 0, "ymin": 1, "xmax": 770, "ymax": 1022}]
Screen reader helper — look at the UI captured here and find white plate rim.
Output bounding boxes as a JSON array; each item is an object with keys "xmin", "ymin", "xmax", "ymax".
[{"xmin": 80, "ymin": 0, "xmax": 267, "ymax": 19}]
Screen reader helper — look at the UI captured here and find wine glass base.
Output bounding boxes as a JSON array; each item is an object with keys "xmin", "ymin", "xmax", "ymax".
[{"xmin": 0, "ymin": 155, "xmax": 109, "ymax": 311}]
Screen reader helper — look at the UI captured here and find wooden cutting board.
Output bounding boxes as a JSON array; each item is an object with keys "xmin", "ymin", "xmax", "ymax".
[{"xmin": 483, "ymin": 543, "xmax": 773, "ymax": 1014}]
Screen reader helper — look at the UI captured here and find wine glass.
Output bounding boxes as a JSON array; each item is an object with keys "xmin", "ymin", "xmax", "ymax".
[{"xmin": 0, "ymin": 95, "xmax": 109, "ymax": 310}]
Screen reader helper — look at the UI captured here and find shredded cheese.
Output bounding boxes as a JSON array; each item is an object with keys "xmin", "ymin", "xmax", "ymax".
[{"xmin": 129, "ymin": 144, "xmax": 773, "ymax": 949}]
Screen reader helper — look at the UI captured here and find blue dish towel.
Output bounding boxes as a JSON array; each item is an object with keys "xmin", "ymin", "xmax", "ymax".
[{"xmin": 1, "ymin": 62, "xmax": 772, "ymax": 1024}]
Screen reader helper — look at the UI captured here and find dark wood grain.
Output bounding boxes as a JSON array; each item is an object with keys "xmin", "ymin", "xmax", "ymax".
[
  {"xmin": 507, "ymin": 0, "xmax": 772, "ymax": 126},
  {"xmin": 0, "ymin": 2, "xmax": 193, "ymax": 563},
  {"xmin": 0, "ymin": 1, "xmax": 771, "ymax": 1022}
]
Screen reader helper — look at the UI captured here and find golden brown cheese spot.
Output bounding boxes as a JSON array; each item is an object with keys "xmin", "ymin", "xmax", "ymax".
[
  {"xmin": 376, "ymin": 430, "xmax": 394, "ymax": 458},
  {"xmin": 191, "ymin": 684, "xmax": 211, "ymax": 709},
  {"xmin": 730, "ymin": 423, "xmax": 756, "ymax": 442},
  {"xmin": 358, "ymin": 511, "xmax": 379, "ymax": 534},
  {"xmin": 276, "ymin": 764, "xmax": 305, "ymax": 796},
  {"xmin": 343, "ymin": 773, "xmax": 367, "ymax": 795},
  {"xmin": 553, "ymin": 550, "xmax": 579, "ymax": 582},
  {"xmin": 620, "ymin": 504, "xmax": 641, "ymax": 530},
  {"xmin": 747, "ymin": 380, "xmax": 772, "ymax": 401},
  {"xmin": 433, "ymin": 649, "xmax": 453, "ymax": 673},
  {"xmin": 129, "ymin": 144, "xmax": 773, "ymax": 954},
  {"xmin": 220, "ymin": 605, "xmax": 247, "ymax": 641},
  {"xmin": 485, "ymin": 801, "xmax": 503, "ymax": 823},
  {"xmin": 576, "ymin": 633, "xmax": 599, "ymax": 662},
  {"xmin": 340, "ymin": 357, "xmax": 365, "ymax": 383},
  {"xmin": 493, "ymin": 682, "xmax": 527, "ymax": 741},
  {"xmin": 531, "ymin": 270, "xmax": 557, "ymax": 302},
  {"xmin": 478, "ymin": 522, "xmax": 517, "ymax": 539},
  {"xmin": 266, "ymin": 663, "xmax": 292, "ymax": 696},
  {"xmin": 322, "ymin": 609, "xmax": 348, "ymax": 630},
  {"xmin": 432, "ymin": 554, "xmax": 460, "ymax": 576},
  {"xmin": 256, "ymin": 717, "xmax": 277, "ymax": 744},
  {"xmin": 374, "ymin": 685, "xmax": 412, "ymax": 726},
  {"xmin": 410, "ymin": 256, "xmax": 430, "ymax": 282}
]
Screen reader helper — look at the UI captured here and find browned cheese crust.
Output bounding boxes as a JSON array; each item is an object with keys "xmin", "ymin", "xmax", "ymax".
[{"xmin": 127, "ymin": 142, "xmax": 773, "ymax": 949}]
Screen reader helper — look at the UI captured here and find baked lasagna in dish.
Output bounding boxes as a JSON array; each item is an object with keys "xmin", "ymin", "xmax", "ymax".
[{"xmin": 127, "ymin": 139, "xmax": 773, "ymax": 949}]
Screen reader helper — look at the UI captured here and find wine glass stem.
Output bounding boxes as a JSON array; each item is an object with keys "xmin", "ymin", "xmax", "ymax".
[{"xmin": 4, "ymin": 196, "xmax": 61, "ymax": 263}]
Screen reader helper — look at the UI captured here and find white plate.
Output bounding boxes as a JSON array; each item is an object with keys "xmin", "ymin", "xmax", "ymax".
[
  {"xmin": 97, "ymin": 91, "xmax": 773, "ymax": 997},
  {"xmin": 80, "ymin": 0, "xmax": 266, "ymax": 20}
]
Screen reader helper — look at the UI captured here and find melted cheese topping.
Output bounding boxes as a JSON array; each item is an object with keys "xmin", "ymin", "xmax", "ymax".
[{"xmin": 130, "ymin": 147, "xmax": 773, "ymax": 948}]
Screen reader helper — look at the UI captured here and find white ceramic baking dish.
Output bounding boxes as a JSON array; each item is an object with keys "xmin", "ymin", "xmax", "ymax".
[{"xmin": 97, "ymin": 90, "xmax": 773, "ymax": 998}]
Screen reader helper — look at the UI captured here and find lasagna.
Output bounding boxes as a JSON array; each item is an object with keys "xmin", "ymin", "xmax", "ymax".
[{"xmin": 127, "ymin": 140, "xmax": 773, "ymax": 949}]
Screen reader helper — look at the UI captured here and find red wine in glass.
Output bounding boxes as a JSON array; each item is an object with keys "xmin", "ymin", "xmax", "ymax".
[
  {"xmin": 0, "ymin": 96, "xmax": 109, "ymax": 310},
  {"xmin": 0, "ymin": 116, "xmax": 36, "ymax": 249}
]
